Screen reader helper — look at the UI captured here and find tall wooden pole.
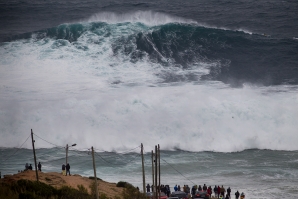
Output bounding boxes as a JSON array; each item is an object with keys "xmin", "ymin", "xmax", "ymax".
[
  {"xmin": 141, "ymin": 143, "xmax": 146, "ymax": 193},
  {"xmin": 158, "ymin": 144, "xmax": 160, "ymax": 199},
  {"xmin": 91, "ymin": 147, "xmax": 99, "ymax": 199},
  {"xmin": 31, "ymin": 129, "xmax": 39, "ymax": 182},
  {"xmin": 151, "ymin": 150, "xmax": 154, "ymax": 194},
  {"xmin": 66, "ymin": 144, "xmax": 68, "ymax": 165},
  {"xmin": 155, "ymin": 145, "xmax": 158, "ymax": 199}
]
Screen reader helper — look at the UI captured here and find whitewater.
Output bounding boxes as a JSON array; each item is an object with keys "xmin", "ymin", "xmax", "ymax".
[
  {"xmin": 1, "ymin": 3, "xmax": 298, "ymax": 198},
  {"xmin": 0, "ymin": 12, "xmax": 298, "ymax": 151}
]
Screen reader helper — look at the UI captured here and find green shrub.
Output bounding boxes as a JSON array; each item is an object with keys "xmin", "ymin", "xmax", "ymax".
[
  {"xmin": 121, "ymin": 184, "xmax": 147, "ymax": 199},
  {"xmin": 0, "ymin": 183, "xmax": 18, "ymax": 199},
  {"xmin": 77, "ymin": 184, "xmax": 88, "ymax": 194},
  {"xmin": 89, "ymin": 176, "xmax": 102, "ymax": 180},
  {"xmin": 45, "ymin": 177, "xmax": 52, "ymax": 182},
  {"xmin": 116, "ymin": 181, "xmax": 128, "ymax": 188},
  {"xmin": 99, "ymin": 193, "xmax": 109, "ymax": 199},
  {"xmin": 57, "ymin": 186, "xmax": 91, "ymax": 199},
  {"xmin": 0, "ymin": 180, "xmax": 93, "ymax": 199}
]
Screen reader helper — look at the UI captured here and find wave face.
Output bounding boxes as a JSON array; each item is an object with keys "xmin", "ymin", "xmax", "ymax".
[
  {"xmin": 6, "ymin": 11, "xmax": 298, "ymax": 86},
  {"xmin": 0, "ymin": 12, "xmax": 298, "ymax": 152}
]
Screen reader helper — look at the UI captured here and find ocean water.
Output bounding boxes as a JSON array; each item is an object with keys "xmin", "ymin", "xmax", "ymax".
[{"xmin": 0, "ymin": 0, "xmax": 298, "ymax": 198}]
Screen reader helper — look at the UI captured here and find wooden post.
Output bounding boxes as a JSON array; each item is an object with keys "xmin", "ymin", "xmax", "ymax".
[
  {"xmin": 66, "ymin": 144, "xmax": 68, "ymax": 165},
  {"xmin": 141, "ymin": 143, "xmax": 146, "ymax": 193},
  {"xmin": 155, "ymin": 145, "xmax": 158, "ymax": 199},
  {"xmin": 158, "ymin": 144, "xmax": 160, "ymax": 198},
  {"xmin": 152, "ymin": 150, "xmax": 154, "ymax": 193},
  {"xmin": 31, "ymin": 129, "xmax": 39, "ymax": 182},
  {"xmin": 91, "ymin": 147, "xmax": 99, "ymax": 199}
]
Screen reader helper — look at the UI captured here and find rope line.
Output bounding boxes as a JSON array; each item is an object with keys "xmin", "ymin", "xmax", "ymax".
[
  {"xmin": 1, "ymin": 134, "xmax": 31, "ymax": 162},
  {"xmin": 94, "ymin": 151, "xmax": 118, "ymax": 168},
  {"xmin": 94, "ymin": 145, "xmax": 141, "ymax": 155},
  {"xmin": 33, "ymin": 133, "xmax": 64, "ymax": 148},
  {"xmin": 94, "ymin": 150, "xmax": 141, "ymax": 166},
  {"xmin": 161, "ymin": 158, "xmax": 196, "ymax": 185},
  {"xmin": 118, "ymin": 145, "xmax": 141, "ymax": 154}
]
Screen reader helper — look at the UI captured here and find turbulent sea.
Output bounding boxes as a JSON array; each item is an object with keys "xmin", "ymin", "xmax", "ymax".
[{"xmin": 0, "ymin": 0, "xmax": 298, "ymax": 198}]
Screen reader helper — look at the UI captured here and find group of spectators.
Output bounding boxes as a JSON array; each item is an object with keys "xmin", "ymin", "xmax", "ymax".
[
  {"xmin": 24, "ymin": 162, "xmax": 42, "ymax": 171},
  {"xmin": 146, "ymin": 184, "xmax": 171, "ymax": 197},
  {"xmin": 146, "ymin": 183, "xmax": 244, "ymax": 199},
  {"xmin": 61, "ymin": 163, "xmax": 71, "ymax": 176},
  {"xmin": 23, "ymin": 162, "xmax": 72, "ymax": 177}
]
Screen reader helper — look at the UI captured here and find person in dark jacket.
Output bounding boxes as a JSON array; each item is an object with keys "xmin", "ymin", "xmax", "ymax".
[
  {"xmin": 62, "ymin": 164, "xmax": 66, "ymax": 175},
  {"xmin": 66, "ymin": 163, "xmax": 70, "ymax": 176},
  {"xmin": 146, "ymin": 184, "xmax": 150, "ymax": 192},
  {"xmin": 198, "ymin": 185, "xmax": 202, "ymax": 191},
  {"xmin": 203, "ymin": 184, "xmax": 207, "ymax": 191},
  {"xmin": 38, "ymin": 162, "xmax": 42, "ymax": 171},
  {"xmin": 217, "ymin": 186, "xmax": 220, "ymax": 198},
  {"xmin": 214, "ymin": 186, "xmax": 218, "ymax": 198},
  {"xmin": 192, "ymin": 186, "xmax": 196, "ymax": 196},
  {"xmin": 28, "ymin": 164, "xmax": 32, "ymax": 170},
  {"xmin": 227, "ymin": 187, "xmax": 231, "ymax": 197},
  {"xmin": 235, "ymin": 190, "xmax": 240, "ymax": 199}
]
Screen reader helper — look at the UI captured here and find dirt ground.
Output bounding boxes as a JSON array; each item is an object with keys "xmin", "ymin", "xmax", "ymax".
[{"xmin": 0, "ymin": 170, "xmax": 124, "ymax": 198}]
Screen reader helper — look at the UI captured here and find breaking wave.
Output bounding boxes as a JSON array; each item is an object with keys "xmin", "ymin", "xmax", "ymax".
[{"xmin": 1, "ymin": 11, "xmax": 298, "ymax": 152}]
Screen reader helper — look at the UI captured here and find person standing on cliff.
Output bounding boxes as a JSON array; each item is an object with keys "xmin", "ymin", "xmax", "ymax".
[
  {"xmin": 62, "ymin": 164, "xmax": 66, "ymax": 176},
  {"xmin": 146, "ymin": 184, "xmax": 150, "ymax": 192},
  {"xmin": 66, "ymin": 163, "xmax": 71, "ymax": 176},
  {"xmin": 38, "ymin": 162, "xmax": 42, "ymax": 171}
]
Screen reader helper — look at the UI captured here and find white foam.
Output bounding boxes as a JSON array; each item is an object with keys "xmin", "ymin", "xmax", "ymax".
[
  {"xmin": 0, "ymin": 23, "xmax": 298, "ymax": 153},
  {"xmin": 85, "ymin": 10, "xmax": 197, "ymax": 26}
]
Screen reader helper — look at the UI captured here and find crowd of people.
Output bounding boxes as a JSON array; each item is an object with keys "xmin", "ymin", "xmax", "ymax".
[
  {"xmin": 146, "ymin": 183, "xmax": 245, "ymax": 199},
  {"xmin": 24, "ymin": 162, "xmax": 42, "ymax": 171}
]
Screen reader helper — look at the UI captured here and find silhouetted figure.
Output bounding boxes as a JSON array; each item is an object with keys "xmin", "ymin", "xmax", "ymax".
[
  {"xmin": 214, "ymin": 186, "xmax": 218, "ymax": 198},
  {"xmin": 146, "ymin": 184, "xmax": 150, "ymax": 192},
  {"xmin": 62, "ymin": 164, "xmax": 66, "ymax": 176},
  {"xmin": 220, "ymin": 186, "xmax": 225, "ymax": 198},
  {"xmin": 207, "ymin": 186, "xmax": 212, "ymax": 197},
  {"xmin": 192, "ymin": 186, "xmax": 196, "ymax": 196},
  {"xmin": 28, "ymin": 164, "xmax": 32, "ymax": 170},
  {"xmin": 66, "ymin": 163, "xmax": 70, "ymax": 176},
  {"xmin": 25, "ymin": 163, "xmax": 29, "ymax": 171},
  {"xmin": 38, "ymin": 162, "xmax": 42, "ymax": 171},
  {"xmin": 227, "ymin": 187, "xmax": 231, "ymax": 197},
  {"xmin": 198, "ymin": 185, "xmax": 202, "ymax": 191},
  {"xmin": 203, "ymin": 184, "xmax": 207, "ymax": 191},
  {"xmin": 235, "ymin": 190, "xmax": 240, "ymax": 199}
]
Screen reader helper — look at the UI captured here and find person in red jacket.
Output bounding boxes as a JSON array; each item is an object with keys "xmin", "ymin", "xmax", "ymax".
[
  {"xmin": 217, "ymin": 185, "xmax": 221, "ymax": 198},
  {"xmin": 207, "ymin": 186, "xmax": 212, "ymax": 197}
]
